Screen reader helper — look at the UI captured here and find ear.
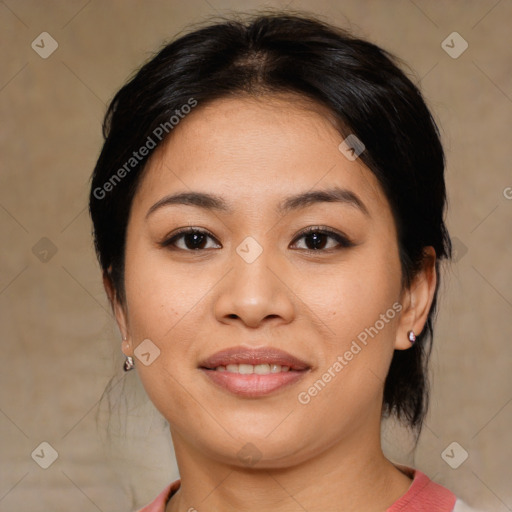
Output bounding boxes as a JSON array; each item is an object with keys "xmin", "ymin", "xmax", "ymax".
[
  {"xmin": 103, "ymin": 270, "xmax": 132, "ymax": 357},
  {"xmin": 395, "ymin": 247, "xmax": 437, "ymax": 350}
]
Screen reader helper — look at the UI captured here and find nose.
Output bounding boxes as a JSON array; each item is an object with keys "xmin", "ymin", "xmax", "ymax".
[{"xmin": 213, "ymin": 246, "xmax": 296, "ymax": 329}]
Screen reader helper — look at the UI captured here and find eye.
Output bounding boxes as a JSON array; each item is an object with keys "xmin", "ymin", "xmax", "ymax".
[
  {"xmin": 161, "ymin": 228, "xmax": 221, "ymax": 251},
  {"xmin": 290, "ymin": 226, "xmax": 354, "ymax": 252},
  {"xmin": 161, "ymin": 226, "xmax": 354, "ymax": 252}
]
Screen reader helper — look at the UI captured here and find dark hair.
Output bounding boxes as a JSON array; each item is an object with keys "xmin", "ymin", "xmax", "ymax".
[{"xmin": 89, "ymin": 11, "xmax": 451, "ymax": 433}]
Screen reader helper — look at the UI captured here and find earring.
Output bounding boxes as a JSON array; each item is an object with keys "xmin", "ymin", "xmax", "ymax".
[
  {"xmin": 122, "ymin": 336, "xmax": 135, "ymax": 371},
  {"xmin": 407, "ymin": 330, "xmax": 416, "ymax": 344},
  {"xmin": 123, "ymin": 356, "xmax": 135, "ymax": 371}
]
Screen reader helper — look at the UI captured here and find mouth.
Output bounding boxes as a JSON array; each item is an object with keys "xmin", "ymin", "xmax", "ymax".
[
  {"xmin": 204, "ymin": 363, "xmax": 294, "ymax": 374},
  {"xmin": 198, "ymin": 346, "xmax": 311, "ymax": 398}
]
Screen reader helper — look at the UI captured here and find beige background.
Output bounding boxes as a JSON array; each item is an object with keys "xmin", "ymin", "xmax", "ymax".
[{"xmin": 1, "ymin": 1, "xmax": 511, "ymax": 511}]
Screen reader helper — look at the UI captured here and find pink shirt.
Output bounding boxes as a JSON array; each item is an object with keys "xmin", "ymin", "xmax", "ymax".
[{"xmin": 137, "ymin": 467, "xmax": 477, "ymax": 511}]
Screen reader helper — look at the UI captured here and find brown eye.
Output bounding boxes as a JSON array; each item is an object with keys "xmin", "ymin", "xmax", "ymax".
[
  {"xmin": 161, "ymin": 228, "xmax": 221, "ymax": 251},
  {"xmin": 291, "ymin": 227, "xmax": 354, "ymax": 251}
]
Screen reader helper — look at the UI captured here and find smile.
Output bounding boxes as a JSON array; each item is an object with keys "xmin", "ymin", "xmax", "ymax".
[{"xmin": 210, "ymin": 363, "xmax": 291, "ymax": 374}]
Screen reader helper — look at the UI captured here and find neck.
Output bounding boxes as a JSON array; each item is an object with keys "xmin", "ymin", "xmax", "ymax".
[{"xmin": 165, "ymin": 425, "xmax": 412, "ymax": 512}]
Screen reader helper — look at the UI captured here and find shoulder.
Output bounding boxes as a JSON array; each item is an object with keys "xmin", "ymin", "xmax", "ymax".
[
  {"xmin": 135, "ymin": 473, "xmax": 485, "ymax": 512},
  {"xmin": 135, "ymin": 479, "xmax": 181, "ymax": 512},
  {"xmin": 388, "ymin": 466, "xmax": 482, "ymax": 512}
]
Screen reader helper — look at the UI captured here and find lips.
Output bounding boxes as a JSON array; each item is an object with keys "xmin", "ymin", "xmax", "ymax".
[
  {"xmin": 198, "ymin": 346, "xmax": 310, "ymax": 371},
  {"xmin": 198, "ymin": 346, "xmax": 311, "ymax": 398}
]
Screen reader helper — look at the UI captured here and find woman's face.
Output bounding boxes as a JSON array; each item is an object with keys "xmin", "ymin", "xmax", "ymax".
[{"xmin": 116, "ymin": 94, "xmax": 417, "ymax": 467}]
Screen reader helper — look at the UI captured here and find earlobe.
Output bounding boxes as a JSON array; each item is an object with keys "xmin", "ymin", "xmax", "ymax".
[{"xmin": 395, "ymin": 247, "xmax": 437, "ymax": 350}]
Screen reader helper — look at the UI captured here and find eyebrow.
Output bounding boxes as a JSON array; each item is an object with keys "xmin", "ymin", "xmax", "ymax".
[
  {"xmin": 145, "ymin": 186, "xmax": 369, "ymax": 219},
  {"xmin": 278, "ymin": 186, "xmax": 369, "ymax": 216}
]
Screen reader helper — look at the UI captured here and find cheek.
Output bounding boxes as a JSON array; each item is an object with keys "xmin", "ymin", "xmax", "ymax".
[
  {"xmin": 293, "ymin": 244, "xmax": 402, "ymax": 411},
  {"xmin": 296, "ymin": 245, "xmax": 402, "ymax": 344},
  {"xmin": 121, "ymin": 247, "xmax": 196, "ymax": 404},
  {"xmin": 123, "ymin": 242, "xmax": 208, "ymax": 340}
]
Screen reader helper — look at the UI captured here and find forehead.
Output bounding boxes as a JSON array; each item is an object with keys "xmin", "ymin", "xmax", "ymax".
[{"xmin": 132, "ymin": 94, "xmax": 388, "ymax": 216}]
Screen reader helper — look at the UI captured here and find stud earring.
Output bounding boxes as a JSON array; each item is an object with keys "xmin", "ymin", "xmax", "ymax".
[
  {"xmin": 407, "ymin": 330, "xmax": 416, "ymax": 344},
  {"xmin": 122, "ymin": 336, "xmax": 135, "ymax": 371}
]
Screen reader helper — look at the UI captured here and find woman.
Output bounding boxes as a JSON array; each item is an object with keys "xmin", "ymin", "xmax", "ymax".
[{"xmin": 89, "ymin": 12, "xmax": 480, "ymax": 512}]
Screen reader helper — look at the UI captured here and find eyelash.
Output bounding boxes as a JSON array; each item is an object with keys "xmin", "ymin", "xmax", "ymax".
[{"xmin": 160, "ymin": 226, "xmax": 355, "ymax": 253}]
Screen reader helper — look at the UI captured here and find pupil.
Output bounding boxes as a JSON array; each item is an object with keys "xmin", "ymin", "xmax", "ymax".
[
  {"xmin": 186, "ymin": 233, "xmax": 206, "ymax": 249},
  {"xmin": 307, "ymin": 232, "xmax": 325, "ymax": 250}
]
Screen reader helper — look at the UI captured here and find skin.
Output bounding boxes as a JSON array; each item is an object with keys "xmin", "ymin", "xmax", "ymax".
[{"xmin": 106, "ymin": 93, "xmax": 437, "ymax": 512}]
